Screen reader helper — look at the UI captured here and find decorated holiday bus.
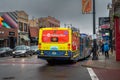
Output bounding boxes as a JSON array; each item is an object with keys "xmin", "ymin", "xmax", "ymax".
[{"xmin": 37, "ymin": 27, "xmax": 80, "ymax": 63}]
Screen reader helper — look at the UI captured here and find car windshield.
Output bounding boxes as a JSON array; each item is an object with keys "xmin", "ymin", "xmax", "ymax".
[
  {"xmin": 0, "ymin": 48, "xmax": 6, "ymax": 51},
  {"xmin": 14, "ymin": 46, "xmax": 27, "ymax": 50},
  {"xmin": 30, "ymin": 46, "xmax": 37, "ymax": 49}
]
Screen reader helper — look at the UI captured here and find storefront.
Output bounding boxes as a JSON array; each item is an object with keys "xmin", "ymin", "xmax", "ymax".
[
  {"xmin": 29, "ymin": 27, "xmax": 39, "ymax": 45},
  {"xmin": 114, "ymin": 17, "xmax": 120, "ymax": 61},
  {"xmin": 19, "ymin": 34, "xmax": 30, "ymax": 45},
  {"xmin": 0, "ymin": 27, "xmax": 17, "ymax": 48}
]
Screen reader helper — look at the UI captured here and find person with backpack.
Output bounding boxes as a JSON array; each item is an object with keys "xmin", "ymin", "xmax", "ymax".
[{"xmin": 103, "ymin": 42, "xmax": 110, "ymax": 58}]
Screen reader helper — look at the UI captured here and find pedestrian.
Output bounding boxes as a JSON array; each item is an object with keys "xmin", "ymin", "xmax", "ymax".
[
  {"xmin": 101, "ymin": 43, "xmax": 104, "ymax": 55},
  {"xmin": 91, "ymin": 43, "xmax": 99, "ymax": 56},
  {"xmin": 96, "ymin": 43, "xmax": 100, "ymax": 56},
  {"xmin": 103, "ymin": 42, "xmax": 110, "ymax": 58}
]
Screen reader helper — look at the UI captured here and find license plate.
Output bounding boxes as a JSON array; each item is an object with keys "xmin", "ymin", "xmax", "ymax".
[{"xmin": 52, "ymin": 52, "xmax": 56, "ymax": 55}]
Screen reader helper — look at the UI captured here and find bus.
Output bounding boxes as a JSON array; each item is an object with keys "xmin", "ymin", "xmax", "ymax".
[
  {"xmin": 37, "ymin": 27, "xmax": 80, "ymax": 63},
  {"xmin": 80, "ymin": 33, "xmax": 91, "ymax": 59}
]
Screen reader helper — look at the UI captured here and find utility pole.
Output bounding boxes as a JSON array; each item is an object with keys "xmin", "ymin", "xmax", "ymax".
[{"xmin": 92, "ymin": 0, "xmax": 98, "ymax": 60}]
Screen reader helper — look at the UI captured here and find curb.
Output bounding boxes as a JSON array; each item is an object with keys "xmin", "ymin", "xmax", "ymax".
[{"xmin": 81, "ymin": 61, "xmax": 120, "ymax": 70}]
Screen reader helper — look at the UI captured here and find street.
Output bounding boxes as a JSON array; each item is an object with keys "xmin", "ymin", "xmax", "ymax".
[
  {"xmin": 0, "ymin": 55, "xmax": 93, "ymax": 80},
  {"xmin": 0, "ymin": 0, "xmax": 119, "ymax": 80},
  {"xmin": 0, "ymin": 55, "xmax": 120, "ymax": 80}
]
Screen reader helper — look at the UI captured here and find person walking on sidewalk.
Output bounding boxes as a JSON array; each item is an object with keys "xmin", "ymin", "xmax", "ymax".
[
  {"xmin": 101, "ymin": 43, "xmax": 104, "ymax": 55},
  {"xmin": 103, "ymin": 42, "xmax": 110, "ymax": 58}
]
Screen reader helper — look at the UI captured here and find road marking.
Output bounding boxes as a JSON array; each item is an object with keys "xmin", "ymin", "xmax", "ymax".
[{"xmin": 87, "ymin": 68, "xmax": 99, "ymax": 80}]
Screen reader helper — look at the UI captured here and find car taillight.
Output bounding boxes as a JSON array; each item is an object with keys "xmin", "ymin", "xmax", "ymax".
[
  {"xmin": 68, "ymin": 43, "xmax": 70, "ymax": 50},
  {"xmin": 38, "ymin": 43, "xmax": 41, "ymax": 48}
]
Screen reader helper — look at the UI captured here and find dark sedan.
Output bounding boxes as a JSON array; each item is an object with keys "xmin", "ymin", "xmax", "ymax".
[
  {"xmin": 0, "ymin": 47, "xmax": 13, "ymax": 57},
  {"xmin": 30, "ymin": 45, "xmax": 38, "ymax": 54},
  {"xmin": 12, "ymin": 45, "xmax": 33, "ymax": 58}
]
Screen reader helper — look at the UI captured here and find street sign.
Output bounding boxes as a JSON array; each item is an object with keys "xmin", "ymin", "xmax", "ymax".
[
  {"xmin": 99, "ymin": 17, "xmax": 110, "ymax": 26},
  {"xmin": 92, "ymin": 34, "xmax": 96, "ymax": 39},
  {"xmin": 100, "ymin": 24, "xmax": 110, "ymax": 29}
]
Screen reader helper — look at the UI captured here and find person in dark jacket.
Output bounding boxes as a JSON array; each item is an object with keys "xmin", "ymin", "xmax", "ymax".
[
  {"xmin": 101, "ymin": 43, "xmax": 104, "ymax": 55},
  {"xmin": 103, "ymin": 42, "xmax": 110, "ymax": 58}
]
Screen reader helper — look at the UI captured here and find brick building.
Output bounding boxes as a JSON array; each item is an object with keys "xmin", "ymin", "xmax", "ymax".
[
  {"xmin": 0, "ymin": 27, "xmax": 18, "ymax": 48},
  {"xmin": 38, "ymin": 16, "xmax": 60, "ymax": 28},
  {"xmin": 29, "ymin": 16, "xmax": 60, "ymax": 45},
  {"xmin": 0, "ymin": 10, "xmax": 30, "ymax": 48},
  {"xmin": 29, "ymin": 27, "xmax": 39, "ymax": 45},
  {"xmin": 29, "ymin": 18, "xmax": 39, "ymax": 27}
]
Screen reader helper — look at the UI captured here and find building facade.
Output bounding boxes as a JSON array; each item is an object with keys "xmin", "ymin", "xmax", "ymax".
[
  {"xmin": 29, "ymin": 27, "xmax": 39, "ymax": 45},
  {"xmin": 29, "ymin": 18, "xmax": 39, "ymax": 27},
  {"xmin": 0, "ymin": 12, "xmax": 18, "ymax": 48},
  {"xmin": 28, "ymin": 16, "xmax": 60, "ymax": 45},
  {"xmin": 109, "ymin": 0, "xmax": 120, "ymax": 60},
  {"xmin": 0, "ymin": 10, "xmax": 30, "ymax": 48},
  {"xmin": 109, "ymin": 0, "xmax": 120, "ymax": 50},
  {"xmin": 0, "ymin": 27, "xmax": 18, "ymax": 48},
  {"xmin": 16, "ymin": 11, "xmax": 30, "ymax": 45},
  {"xmin": 38, "ymin": 16, "xmax": 60, "ymax": 28}
]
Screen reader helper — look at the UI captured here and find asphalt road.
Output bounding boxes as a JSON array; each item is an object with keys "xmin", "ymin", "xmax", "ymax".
[
  {"xmin": 0, "ymin": 55, "xmax": 93, "ymax": 80},
  {"xmin": 0, "ymin": 55, "xmax": 119, "ymax": 80}
]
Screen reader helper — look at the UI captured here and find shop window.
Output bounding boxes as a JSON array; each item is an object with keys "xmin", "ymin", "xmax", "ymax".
[{"xmin": 24, "ymin": 23, "xmax": 28, "ymax": 32}]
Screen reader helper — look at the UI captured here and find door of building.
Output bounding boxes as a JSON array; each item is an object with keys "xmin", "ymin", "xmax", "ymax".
[{"xmin": 9, "ymin": 37, "xmax": 15, "ymax": 49}]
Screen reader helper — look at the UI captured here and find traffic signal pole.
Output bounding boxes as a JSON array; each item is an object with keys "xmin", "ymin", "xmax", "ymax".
[{"xmin": 92, "ymin": 0, "xmax": 98, "ymax": 60}]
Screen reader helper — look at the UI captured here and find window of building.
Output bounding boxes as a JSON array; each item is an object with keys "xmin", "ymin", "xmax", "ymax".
[
  {"xmin": 19, "ymin": 22, "xmax": 23, "ymax": 31},
  {"xmin": 24, "ymin": 23, "xmax": 28, "ymax": 32}
]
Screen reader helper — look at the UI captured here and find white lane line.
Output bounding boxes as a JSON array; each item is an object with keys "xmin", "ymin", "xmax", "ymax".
[{"xmin": 87, "ymin": 68, "xmax": 99, "ymax": 80}]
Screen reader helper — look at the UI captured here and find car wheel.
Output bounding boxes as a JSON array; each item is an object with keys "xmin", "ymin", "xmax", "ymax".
[
  {"xmin": 24, "ymin": 54, "xmax": 27, "ymax": 57},
  {"xmin": 3, "ymin": 53, "xmax": 7, "ymax": 57},
  {"xmin": 30, "ymin": 53, "xmax": 32, "ymax": 56},
  {"xmin": 13, "ymin": 56, "xmax": 16, "ymax": 58},
  {"xmin": 47, "ymin": 60, "xmax": 55, "ymax": 64}
]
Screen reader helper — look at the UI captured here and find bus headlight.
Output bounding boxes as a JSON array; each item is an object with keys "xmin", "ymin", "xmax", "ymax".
[
  {"xmin": 65, "ymin": 51, "xmax": 68, "ymax": 56},
  {"xmin": 41, "ymin": 51, "xmax": 44, "ymax": 55}
]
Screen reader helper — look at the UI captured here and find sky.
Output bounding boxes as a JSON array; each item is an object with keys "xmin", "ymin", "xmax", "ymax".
[{"xmin": 0, "ymin": 0, "xmax": 112, "ymax": 34}]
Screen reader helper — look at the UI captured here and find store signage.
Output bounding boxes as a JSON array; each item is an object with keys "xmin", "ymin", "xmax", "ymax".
[
  {"xmin": 99, "ymin": 17, "xmax": 110, "ymax": 26},
  {"xmin": 0, "ymin": 31, "xmax": 4, "ymax": 34},
  {"xmin": 9, "ymin": 32, "xmax": 15, "ymax": 36}
]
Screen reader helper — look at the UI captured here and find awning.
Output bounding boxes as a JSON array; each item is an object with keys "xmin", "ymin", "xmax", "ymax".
[
  {"xmin": 100, "ymin": 24, "xmax": 110, "ymax": 29},
  {"xmin": 21, "ymin": 35, "xmax": 30, "ymax": 41}
]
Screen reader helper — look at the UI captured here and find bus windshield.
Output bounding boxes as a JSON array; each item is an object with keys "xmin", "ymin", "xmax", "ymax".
[{"xmin": 42, "ymin": 30, "xmax": 69, "ymax": 43}]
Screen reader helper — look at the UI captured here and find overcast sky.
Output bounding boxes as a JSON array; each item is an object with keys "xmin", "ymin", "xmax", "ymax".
[{"xmin": 0, "ymin": 0, "xmax": 112, "ymax": 34}]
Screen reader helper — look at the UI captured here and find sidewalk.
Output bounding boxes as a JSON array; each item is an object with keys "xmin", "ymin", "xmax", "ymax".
[{"xmin": 81, "ymin": 51, "xmax": 120, "ymax": 69}]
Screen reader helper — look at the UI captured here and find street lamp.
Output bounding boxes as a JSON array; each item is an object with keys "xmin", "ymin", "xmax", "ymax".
[
  {"xmin": 107, "ymin": 3, "xmax": 113, "ymax": 54},
  {"xmin": 92, "ymin": 0, "xmax": 98, "ymax": 60}
]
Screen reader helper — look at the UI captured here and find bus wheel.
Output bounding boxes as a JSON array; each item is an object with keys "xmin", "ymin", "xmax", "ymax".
[
  {"xmin": 71, "ymin": 60, "xmax": 77, "ymax": 63},
  {"xmin": 47, "ymin": 60, "xmax": 54, "ymax": 64}
]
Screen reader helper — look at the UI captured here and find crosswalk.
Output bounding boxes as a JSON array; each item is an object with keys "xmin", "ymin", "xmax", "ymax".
[{"xmin": 87, "ymin": 68, "xmax": 99, "ymax": 80}]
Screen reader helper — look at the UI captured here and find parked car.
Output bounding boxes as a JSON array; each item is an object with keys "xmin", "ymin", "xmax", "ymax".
[
  {"xmin": 30, "ymin": 45, "xmax": 38, "ymax": 54},
  {"xmin": 12, "ymin": 45, "xmax": 33, "ymax": 58},
  {"xmin": 0, "ymin": 47, "xmax": 13, "ymax": 57}
]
